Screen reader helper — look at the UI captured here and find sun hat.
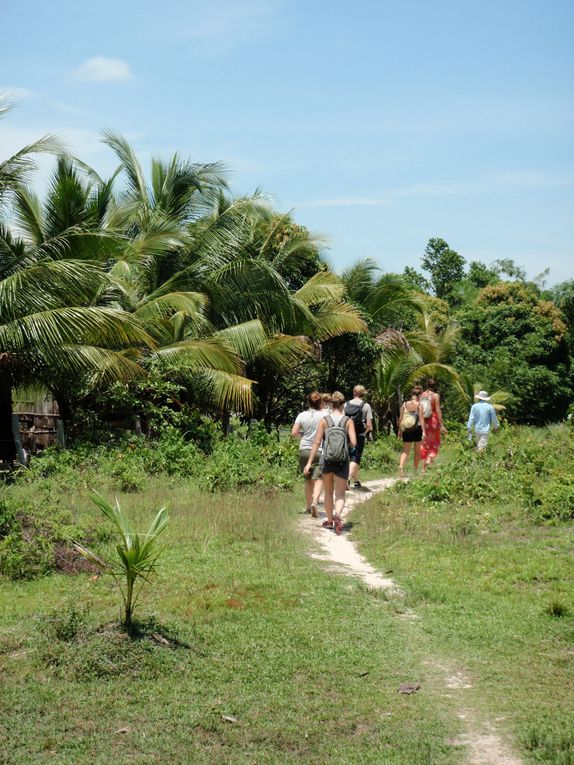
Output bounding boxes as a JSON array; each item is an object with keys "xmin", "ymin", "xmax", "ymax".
[{"xmin": 475, "ymin": 390, "xmax": 491, "ymax": 401}]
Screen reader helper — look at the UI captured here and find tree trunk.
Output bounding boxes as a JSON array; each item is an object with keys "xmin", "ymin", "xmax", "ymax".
[{"xmin": 0, "ymin": 378, "xmax": 16, "ymax": 462}]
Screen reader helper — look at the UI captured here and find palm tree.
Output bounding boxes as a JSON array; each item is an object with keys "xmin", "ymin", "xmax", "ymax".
[
  {"xmin": 102, "ymin": 135, "xmax": 367, "ymax": 420},
  {"xmin": 373, "ymin": 313, "xmax": 468, "ymax": 432},
  {"xmin": 0, "ymin": 258, "xmax": 152, "ymax": 460},
  {"xmin": 319, "ymin": 259, "xmax": 423, "ymax": 391}
]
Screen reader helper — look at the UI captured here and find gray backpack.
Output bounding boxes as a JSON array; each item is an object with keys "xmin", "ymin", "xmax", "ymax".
[{"xmin": 322, "ymin": 415, "xmax": 350, "ymax": 463}]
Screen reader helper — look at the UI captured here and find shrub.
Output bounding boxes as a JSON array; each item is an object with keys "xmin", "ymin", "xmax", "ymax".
[{"xmin": 393, "ymin": 425, "xmax": 574, "ymax": 525}]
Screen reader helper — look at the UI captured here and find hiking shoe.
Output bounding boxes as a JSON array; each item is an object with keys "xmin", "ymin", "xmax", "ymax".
[
  {"xmin": 321, "ymin": 520, "xmax": 334, "ymax": 530},
  {"xmin": 311, "ymin": 503, "xmax": 319, "ymax": 518},
  {"xmin": 353, "ymin": 481, "xmax": 362, "ymax": 489},
  {"xmin": 333, "ymin": 513, "xmax": 344, "ymax": 535}
]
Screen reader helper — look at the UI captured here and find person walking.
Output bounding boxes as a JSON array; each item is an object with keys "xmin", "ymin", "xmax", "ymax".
[
  {"xmin": 291, "ymin": 391, "xmax": 324, "ymax": 517},
  {"xmin": 344, "ymin": 385, "xmax": 373, "ymax": 490},
  {"xmin": 467, "ymin": 391, "xmax": 499, "ymax": 451},
  {"xmin": 419, "ymin": 378, "xmax": 447, "ymax": 470},
  {"xmin": 304, "ymin": 391, "xmax": 357, "ymax": 534},
  {"xmin": 398, "ymin": 386, "xmax": 426, "ymax": 479}
]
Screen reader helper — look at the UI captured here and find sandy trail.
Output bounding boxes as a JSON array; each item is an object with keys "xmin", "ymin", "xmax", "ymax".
[{"xmin": 299, "ymin": 478, "xmax": 523, "ymax": 765}]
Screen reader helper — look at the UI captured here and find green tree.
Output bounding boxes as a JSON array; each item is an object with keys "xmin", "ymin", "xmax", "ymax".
[
  {"xmin": 467, "ymin": 260, "xmax": 499, "ymax": 289},
  {"xmin": 318, "ymin": 260, "xmax": 422, "ymax": 394},
  {"xmin": 453, "ymin": 282, "xmax": 571, "ymax": 423},
  {"xmin": 372, "ymin": 313, "xmax": 467, "ymax": 432},
  {"xmin": 421, "ymin": 237, "xmax": 466, "ymax": 301},
  {"xmin": 549, "ymin": 279, "xmax": 574, "ymax": 352}
]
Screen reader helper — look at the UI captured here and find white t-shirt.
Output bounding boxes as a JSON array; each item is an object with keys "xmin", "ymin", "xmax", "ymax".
[{"xmin": 294, "ymin": 408, "xmax": 325, "ymax": 450}]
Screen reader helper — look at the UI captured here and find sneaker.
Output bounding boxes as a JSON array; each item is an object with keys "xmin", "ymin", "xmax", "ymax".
[
  {"xmin": 333, "ymin": 513, "xmax": 344, "ymax": 535},
  {"xmin": 353, "ymin": 481, "xmax": 362, "ymax": 489}
]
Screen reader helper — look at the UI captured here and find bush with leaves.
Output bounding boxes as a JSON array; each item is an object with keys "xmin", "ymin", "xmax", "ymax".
[{"xmin": 400, "ymin": 425, "xmax": 574, "ymax": 524}]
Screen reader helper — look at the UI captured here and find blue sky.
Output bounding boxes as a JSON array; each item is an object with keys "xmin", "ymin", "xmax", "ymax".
[{"xmin": 1, "ymin": 0, "xmax": 573, "ymax": 284}]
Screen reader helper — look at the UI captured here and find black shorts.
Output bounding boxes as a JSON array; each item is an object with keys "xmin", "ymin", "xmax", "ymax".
[
  {"xmin": 351, "ymin": 436, "xmax": 366, "ymax": 465},
  {"xmin": 402, "ymin": 427, "xmax": 423, "ymax": 443},
  {"xmin": 320, "ymin": 459, "xmax": 350, "ymax": 480}
]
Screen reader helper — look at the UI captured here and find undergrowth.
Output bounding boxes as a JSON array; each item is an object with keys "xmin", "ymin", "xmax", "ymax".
[
  {"xmin": 0, "ymin": 425, "xmax": 400, "ymax": 581},
  {"xmin": 400, "ymin": 425, "xmax": 574, "ymax": 525}
]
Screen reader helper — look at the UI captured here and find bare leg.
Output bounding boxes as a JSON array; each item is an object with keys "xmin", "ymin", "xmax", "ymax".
[
  {"xmin": 349, "ymin": 461, "xmax": 359, "ymax": 483},
  {"xmin": 334, "ymin": 476, "xmax": 347, "ymax": 517},
  {"xmin": 304, "ymin": 477, "xmax": 313, "ymax": 511},
  {"xmin": 413, "ymin": 442, "xmax": 421, "ymax": 471},
  {"xmin": 399, "ymin": 442, "xmax": 411, "ymax": 478},
  {"xmin": 312, "ymin": 477, "xmax": 323, "ymax": 507},
  {"xmin": 322, "ymin": 473, "xmax": 334, "ymax": 523}
]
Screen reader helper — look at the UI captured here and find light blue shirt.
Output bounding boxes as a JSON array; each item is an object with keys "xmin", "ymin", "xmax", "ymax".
[{"xmin": 467, "ymin": 402, "xmax": 499, "ymax": 434}]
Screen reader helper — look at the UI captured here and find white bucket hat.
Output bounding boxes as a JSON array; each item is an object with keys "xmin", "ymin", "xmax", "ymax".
[{"xmin": 475, "ymin": 390, "xmax": 491, "ymax": 401}]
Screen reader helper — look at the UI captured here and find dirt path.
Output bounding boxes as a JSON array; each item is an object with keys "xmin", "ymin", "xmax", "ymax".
[{"xmin": 300, "ymin": 478, "xmax": 523, "ymax": 765}]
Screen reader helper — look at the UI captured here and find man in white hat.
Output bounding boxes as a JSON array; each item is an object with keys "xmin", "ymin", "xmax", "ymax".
[{"xmin": 467, "ymin": 391, "xmax": 499, "ymax": 451}]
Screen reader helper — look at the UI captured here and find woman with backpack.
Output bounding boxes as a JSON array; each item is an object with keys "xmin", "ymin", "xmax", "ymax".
[
  {"xmin": 304, "ymin": 391, "xmax": 357, "ymax": 534},
  {"xmin": 398, "ymin": 386, "xmax": 426, "ymax": 479},
  {"xmin": 419, "ymin": 379, "xmax": 447, "ymax": 470}
]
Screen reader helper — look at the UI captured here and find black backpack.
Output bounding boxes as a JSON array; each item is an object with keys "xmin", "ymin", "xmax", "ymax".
[{"xmin": 344, "ymin": 401, "xmax": 366, "ymax": 436}]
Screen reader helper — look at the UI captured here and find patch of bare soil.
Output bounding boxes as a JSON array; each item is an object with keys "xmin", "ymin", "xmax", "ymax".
[
  {"xmin": 53, "ymin": 543, "xmax": 99, "ymax": 574},
  {"xmin": 300, "ymin": 479, "xmax": 524, "ymax": 765}
]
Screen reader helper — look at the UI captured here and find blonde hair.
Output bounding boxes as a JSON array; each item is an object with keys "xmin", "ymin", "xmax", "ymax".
[
  {"xmin": 321, "ymin": 392, "xmax": 332, "ymax": 406},
  {"xmin": 331, "ymin": 391, "xmax": 345, "ymax": 409},
  {"xmin": 353, "ymin": 385, "xmax": 366, "ymax": 398}
]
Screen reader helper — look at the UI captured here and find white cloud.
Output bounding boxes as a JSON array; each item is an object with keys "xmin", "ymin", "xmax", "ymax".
[
  {"xmin": 73, "ymin": 56, "xmax": 133, "ymax": 83},
  {"xmin": 299, "ymin": 197, "xmax": 389, "ymax": 208}
]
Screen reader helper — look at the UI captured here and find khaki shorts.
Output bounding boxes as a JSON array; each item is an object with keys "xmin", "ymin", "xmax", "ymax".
[
  {"xmin": 475, "ymin": 432, "xmax": 489, "ymax": 451},
  {"xmin": 299, "ymin": 449, "xmax": 321, "ymax": 480}
]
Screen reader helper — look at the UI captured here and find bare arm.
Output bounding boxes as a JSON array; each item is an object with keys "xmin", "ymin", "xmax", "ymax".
[
  {"xmin": 304, "ymin": 419, "xmax": 326, "ymax": 475},
  {"xmin": 434, "ymin": 393, "xmax": 447, "ymax": 432},
  {"xmin": 346, "ymin": 418, "xmax": 357, "ymax": 448},
  {"xmin": 290, "ymin": 422, "xmax": 302, "ymax": 439},
  {"xmin": 364, "ymin": 403, "xmax": 373, "ymax": 435}
]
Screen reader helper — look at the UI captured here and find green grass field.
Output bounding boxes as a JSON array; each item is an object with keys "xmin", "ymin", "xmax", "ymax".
[{"xmin": 0, "ymin": 427, "xmax": 573, "ymax": 764}]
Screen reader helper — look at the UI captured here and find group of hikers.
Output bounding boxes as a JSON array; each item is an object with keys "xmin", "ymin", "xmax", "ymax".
[{"xmin": 291, "ymin": 382, "xmax": 500, "ymax": 533}]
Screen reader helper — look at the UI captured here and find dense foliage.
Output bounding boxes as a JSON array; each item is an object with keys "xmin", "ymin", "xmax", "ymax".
[{"xmin": 1, "ymin": 95, "xmax": 572, "ymax": 464}]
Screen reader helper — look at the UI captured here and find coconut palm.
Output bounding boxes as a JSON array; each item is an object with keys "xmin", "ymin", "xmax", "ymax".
[
  {"xmin": 0, "ymin": 258, "xmax": 153, "ymax": 460},
  {"xmin": 75, "ymin": 493, "xmax": 169, "ymax": 633},
  {"xmin": 102, "ymin": 135, "xmax": 367, "ymax": 418},
  {"xmin": 373, "ymin": 313, "xmax": 468, "ymax": 432}
]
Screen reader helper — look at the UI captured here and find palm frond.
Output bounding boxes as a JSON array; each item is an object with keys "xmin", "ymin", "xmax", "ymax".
[
  {"xmin": 152, "ymin": 336, "xmax": 242, "ymax": 374},
  {"xmin": 0, "ymin": 306, "xmax": 154, "ymax": 352},
  {"xmin": 216, "ymin": 319, "xmax": 269, "ymax": 362},
  {"xmin": 0, "ymin": 260, "xmax": 108, "ymax": 321},
  {"xmin": 101, "ymin": 130, "xmax": 148, "ymax": 205}
]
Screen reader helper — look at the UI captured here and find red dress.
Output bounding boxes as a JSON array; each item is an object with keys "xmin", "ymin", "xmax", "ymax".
[{"xmin": 420, "ymin": 395, "xmax": 441, "ymax": 460}]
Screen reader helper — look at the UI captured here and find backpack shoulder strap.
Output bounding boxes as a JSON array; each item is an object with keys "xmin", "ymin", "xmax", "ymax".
[
  {"xmin": 324, "ymin": 415, "xmax": 334, "ymax": 429},
  {"xmin": 340, "ymin": 415, "xmax": 349, "ymax": 428}
]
